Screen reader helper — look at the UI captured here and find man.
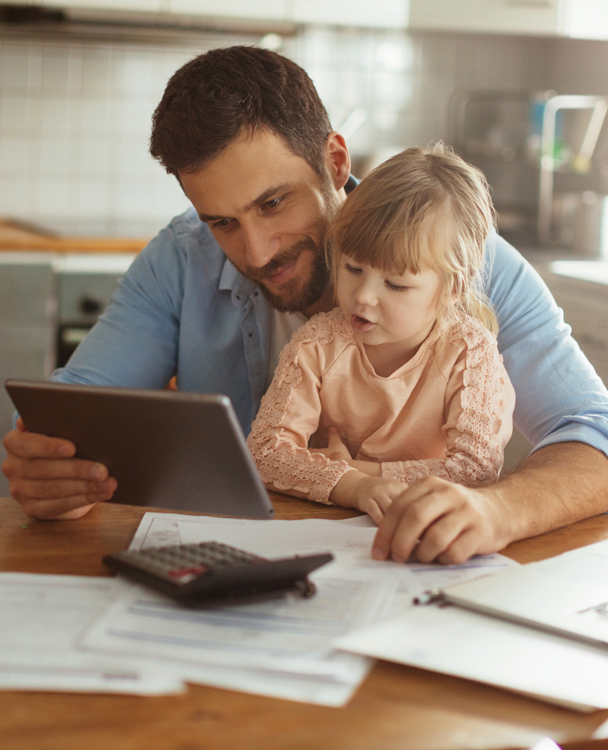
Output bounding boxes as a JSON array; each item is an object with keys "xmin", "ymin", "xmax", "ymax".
[{"xmin": 3, "ymin": 46, "xmax": 608, "ymax": 564}]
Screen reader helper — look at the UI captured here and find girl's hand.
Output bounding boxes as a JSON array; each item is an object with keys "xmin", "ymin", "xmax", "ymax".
[
  {"xmin": 311, "ymin": 428, "xmax": 382, "ymax": 477},
  {"xmin": 310, "ymin": 428, "xmax": 352, "ymax": 461},
  {"xmin": 330, "ymin": 470, "xmax": 407, "ymax": 525}
]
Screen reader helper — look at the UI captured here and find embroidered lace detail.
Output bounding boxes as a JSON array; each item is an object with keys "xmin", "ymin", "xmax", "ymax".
[
  {"xmin": 247, "ymin": 309, "xmax": 355, "ymax": 504},
  {"xmin": 381, "ymin": 314, "xmax": 506, "ymax": 488}
]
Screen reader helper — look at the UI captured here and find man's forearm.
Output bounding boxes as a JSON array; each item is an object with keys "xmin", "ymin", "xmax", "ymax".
[{"xmin": 493, "ymin": 441, "xmax": 608, "ymax": 544}]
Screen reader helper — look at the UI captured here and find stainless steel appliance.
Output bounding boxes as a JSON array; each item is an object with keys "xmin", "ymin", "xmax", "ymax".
[
  {"xmin": 0, "ymin": 252, "xmax": 135, "ymax": 495},
  {"xmin": 451, "ymin": 89, "xmax": 608, "ymax": 253},
  {"xmin": 53, "ymin": 254, "xmax": 135, "ymax": 368}
]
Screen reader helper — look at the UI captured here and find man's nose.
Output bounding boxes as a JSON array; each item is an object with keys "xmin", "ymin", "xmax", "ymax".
[{"xmin": 242, "ymin": 223, "xmax": 280, "ymax": 268}]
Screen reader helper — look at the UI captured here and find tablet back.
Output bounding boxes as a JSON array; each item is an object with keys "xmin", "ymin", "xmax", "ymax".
[{"xmin": 5, "ymin": 380, "xmax": 274, "ymax": 519}]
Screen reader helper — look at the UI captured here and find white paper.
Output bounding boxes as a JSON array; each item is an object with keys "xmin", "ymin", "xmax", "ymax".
[
  {"xmin": 0, "ymin": 573, "xmax": 183, "ymax": 695},
  {"xmin": 439, "ymin": 538, "xmax": 608, "ymax": 648},
  {"xmin": 130, "ymin": 511, "xmax": 517, "ymax": 617},
  {"xmin": 80, "ymin": 570, "xmax": 391, "ymax": 706},
  {"xmin": 335, "ymin": 603, "xmax": 608, "ymax": 712},
  {"xmin": 98, "ymin": 511, "xmax": 517, "ymax": 705},
  {"xmin": 592, "ymin": 716, "xmax": 608, "ymax": 738}
]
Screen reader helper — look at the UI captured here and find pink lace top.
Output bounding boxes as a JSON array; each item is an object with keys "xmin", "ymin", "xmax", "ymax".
[{"xmin": 247, "ymin": 309, "xmax": 515, "ymax": 504}]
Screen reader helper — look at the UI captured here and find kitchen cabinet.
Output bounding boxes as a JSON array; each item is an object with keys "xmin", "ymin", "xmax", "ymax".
[
  {"xmin": 291, "ymin": 0, "xmax": 409, "ymax": 29},
  {"xmin": 534, "ymin": 261, "xmax": 608, "ymax": 385},
  {"xmin": 168, "ymin": 0, "xmax": 288, "ymax": 22},
  {"xmin": 33, "ymin": 0, "xmax": 410, "ymax": 27},
  {"xmin": 409, "ymin": 0, "xmax": 608, "ymax": 40},
  {"xmin": 39, "ymin": 0, "xmax": 165, "ymax": 12},
  {"xmin": 0, "ymin": 256, "xmax": 56, "ymax": 497},
  {"xmin": 503, "ymin": 258, "xmax": 608, "ymax": 473}
]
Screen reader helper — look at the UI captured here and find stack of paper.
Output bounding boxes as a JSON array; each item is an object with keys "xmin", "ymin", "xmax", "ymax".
[
  {"xmin": 77, "ymin": 512, "xmax": 516, "ymax": 705},
  {"xmin": 0, "ymin": 512, "xmax": 516, "ymax": 706},
  {"xmin": 336, "ymin": 539, "xmax": 608, "ymax": 711},
  {"xmin": 0, "ymin": 573, "xmax": 183, "ymax": 695}
]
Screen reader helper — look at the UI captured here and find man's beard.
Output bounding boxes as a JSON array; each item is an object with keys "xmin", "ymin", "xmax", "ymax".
[
  {"xmin": 241, "ymin": 180, "xmax": 340, "ymax": 313},
  {"xmin": 243, "ymin": 236, "xmax": 331, "ymax": 313}
]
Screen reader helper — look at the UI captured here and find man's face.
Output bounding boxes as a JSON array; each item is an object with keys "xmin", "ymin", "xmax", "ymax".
[{"xmin": 179, "ymin": 129, "xmax": 343, "ymax": 314}]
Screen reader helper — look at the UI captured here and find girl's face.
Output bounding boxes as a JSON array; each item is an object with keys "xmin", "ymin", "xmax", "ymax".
[{"xmin": 336, "ymin": 253, "xmax": 444, "ymax": 357}]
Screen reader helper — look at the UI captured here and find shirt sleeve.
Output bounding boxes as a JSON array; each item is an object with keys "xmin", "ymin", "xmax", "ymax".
[
  {"xmin": 48, "ymin": 223, "xmax": 187, "ymax": 390},
  {"xmin": 487, "ymin": 232, "xmax": 608, "ymax": 459},
  {"xmin": 247, "ymin": 317, "xmax": 356, "ymax": 504},
  {"xmin": 381, "ymin": 324, "xmax": 515, "ymax": 488}
]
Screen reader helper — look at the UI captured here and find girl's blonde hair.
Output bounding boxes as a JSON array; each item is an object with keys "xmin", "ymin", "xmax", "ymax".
[{"xmin": 327, "ymin": 142, "xmax": 498, "ymax": 334}]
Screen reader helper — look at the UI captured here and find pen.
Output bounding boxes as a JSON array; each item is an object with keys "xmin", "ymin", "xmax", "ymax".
[{"xmin": 413, "ymin": 589, "xmax": 444, "ymax": 606}]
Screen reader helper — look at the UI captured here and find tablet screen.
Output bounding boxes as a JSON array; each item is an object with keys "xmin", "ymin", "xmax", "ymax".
[{"xmin": 5, "ymin": 380, "xmax": 274, "ymax": 520}]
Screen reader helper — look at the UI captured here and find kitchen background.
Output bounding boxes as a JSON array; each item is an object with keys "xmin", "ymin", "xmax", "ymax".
[
  {"xmin": 3, "ymin": 26, "xmax": 608, "ymax": 239},
  {"xmin": 1, "ymin": 2, "xmax": 608, "ymax": 493}
]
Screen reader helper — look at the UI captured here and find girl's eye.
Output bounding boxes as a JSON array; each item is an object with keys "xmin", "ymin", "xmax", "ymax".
[
  {"xmin": 386, "ymin": 281, "xmax": 408, "ymax": 292},
  {"xmin": 344, "ymin": 263, "xmax": 362, "ymax": 275}
]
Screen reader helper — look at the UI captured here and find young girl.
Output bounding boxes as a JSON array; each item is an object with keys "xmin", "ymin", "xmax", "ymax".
[{"xmin": 247, "ymin": 143, "xmax": 515, "ymax": 525}]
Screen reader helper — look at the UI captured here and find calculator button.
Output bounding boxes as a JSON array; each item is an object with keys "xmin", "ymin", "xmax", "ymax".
[{"xmin": 168, "ymin": 564, "xmax": 209, "ymax": 579}]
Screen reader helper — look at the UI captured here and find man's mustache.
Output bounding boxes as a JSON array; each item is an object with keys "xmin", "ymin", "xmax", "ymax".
[{"xmin": 244, "ymin": 238, "xmax": 320, "ymax": 282}]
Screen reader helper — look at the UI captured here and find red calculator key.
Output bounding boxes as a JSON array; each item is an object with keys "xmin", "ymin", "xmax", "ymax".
[{"xmin": 168, "ymin": 564, "xmax": 209, "ymax": 579}]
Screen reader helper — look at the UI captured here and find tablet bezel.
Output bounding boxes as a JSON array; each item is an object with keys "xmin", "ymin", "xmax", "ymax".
[{"xmin": 5, "ymin": 379, "xmax": 274, "ymax": 520}]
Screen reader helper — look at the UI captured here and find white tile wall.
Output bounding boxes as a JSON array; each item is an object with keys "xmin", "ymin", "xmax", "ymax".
[{"xmin": 0, "ymin": 27, "xmax": 554, "ymax": 239}]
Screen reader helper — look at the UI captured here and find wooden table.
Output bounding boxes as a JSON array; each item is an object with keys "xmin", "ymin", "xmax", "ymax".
[{"xmin": 2, "ymin": 495, "xmax": 608, "ymax": 750}]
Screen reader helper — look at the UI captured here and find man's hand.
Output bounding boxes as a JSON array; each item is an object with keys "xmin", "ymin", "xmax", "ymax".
[
  {"xmin": 2, "ymin": 418, "xmax": 117, "ymax": 520},
  {"xmin": 371, "ymin": 477, "xmax": 509, "ymax": 565}
]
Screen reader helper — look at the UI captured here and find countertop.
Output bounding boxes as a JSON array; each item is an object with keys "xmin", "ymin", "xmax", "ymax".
[
  {"xmin": 515, "ymin": 244, "xmax": 608, "ymax": 287},
  {"xmin": 0, "ymin": 219, "xmax": 149, "ymax": 254}
]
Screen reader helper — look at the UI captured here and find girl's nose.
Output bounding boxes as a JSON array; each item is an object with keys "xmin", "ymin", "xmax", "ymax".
[{"xmin": 354, "ymin": 281, "xmax": 378, "ymax": 306}]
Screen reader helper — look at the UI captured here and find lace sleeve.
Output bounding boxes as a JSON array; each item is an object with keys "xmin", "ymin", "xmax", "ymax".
[
  {"xmin": 381, "ymin": 316, "xmax": 515, "ymax": 489},
  {"xmin": 247, "ymin": 311, "xmax": 356, "ymax": 504}
]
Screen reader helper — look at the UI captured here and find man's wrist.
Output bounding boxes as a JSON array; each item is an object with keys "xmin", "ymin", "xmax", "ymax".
[{"xmin": 478, "ymin": 480, "xmax": 520, "ymax": 550}]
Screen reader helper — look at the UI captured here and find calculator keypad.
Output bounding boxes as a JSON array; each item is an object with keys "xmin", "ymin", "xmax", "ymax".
[{"xmin": 117, "ymin": 542, "xmax": 267, "ymax": 584}]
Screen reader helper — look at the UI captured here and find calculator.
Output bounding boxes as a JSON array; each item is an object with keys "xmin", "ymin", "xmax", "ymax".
[{"xmin": 103, "ymin": 541, "xmax": 333, "ymax": 607}]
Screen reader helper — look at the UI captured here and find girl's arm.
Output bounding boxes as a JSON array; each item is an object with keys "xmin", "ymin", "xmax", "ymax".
[
  {"xmin": 380, "ymin": 326, "xmax": 516, "ymax": 489},
  {"xmin": 247, "ymin": 317, "xmax": 357, "ymax": 504}
]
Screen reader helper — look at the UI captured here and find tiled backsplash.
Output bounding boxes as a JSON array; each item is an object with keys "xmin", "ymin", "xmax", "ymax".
[{"xmin": 0, "ymin": 25, "xmax": 569, "ymax": 239}]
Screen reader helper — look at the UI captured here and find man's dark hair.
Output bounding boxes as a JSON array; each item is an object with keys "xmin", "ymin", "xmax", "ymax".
[{"xmin": 150, "ymin": 46, "xmax": 333, "ymax": 177}]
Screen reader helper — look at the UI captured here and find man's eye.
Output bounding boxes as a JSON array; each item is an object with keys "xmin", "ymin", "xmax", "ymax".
[
  {"xmin": 263, "ymin": 198, "xmax": 281, "ymax": 209},
  {"xmin": 386, "ymin": 281, "xmax": 408, "ymax": 292},
  {"xmin": 211, "ymin": 218, "xmax": 232, "ymax": 229}
]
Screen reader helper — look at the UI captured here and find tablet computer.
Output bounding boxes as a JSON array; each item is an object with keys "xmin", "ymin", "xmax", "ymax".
[{"xmin": 5, "ymin": 379, "xmax": 274, "ymax": 520}]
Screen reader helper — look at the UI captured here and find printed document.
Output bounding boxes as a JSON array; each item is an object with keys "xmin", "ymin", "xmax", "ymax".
[
  {"xmin": 79, "ymin": 512, "xmax": 516, "ymax": 706},
  {"xmin": 0, "ymin": 573, "xmax": 183, "ymax": 695},
  {"xmin": 129, "ymin": 512, "xmax": 517, "ymax": 617},
  {"xmin": 336, "ymin": 539, "xmax": 608, "ymax": 711},
  {"xmin": 335, "ymin": 602, "xmax": 608, "ymax": 712},
  {"xmin": 419, "ymin": 537, "xmax": 608, "ymax": 648}
]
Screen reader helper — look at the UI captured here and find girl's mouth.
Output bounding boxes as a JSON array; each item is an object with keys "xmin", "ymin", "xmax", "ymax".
[{"xmin": 351, "ymin": 314, "xmax": 375, "ymax": 332}]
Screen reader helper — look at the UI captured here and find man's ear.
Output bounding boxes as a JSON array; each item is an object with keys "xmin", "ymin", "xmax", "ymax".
[{"xmin": 324, "ymin": 132, "xmax": 351, "ymax": 191}]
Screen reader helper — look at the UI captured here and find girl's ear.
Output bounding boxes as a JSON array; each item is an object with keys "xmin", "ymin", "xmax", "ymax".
[{"xmin": 435, "ymin": 276, "xmax": 458, "ymax": 317}]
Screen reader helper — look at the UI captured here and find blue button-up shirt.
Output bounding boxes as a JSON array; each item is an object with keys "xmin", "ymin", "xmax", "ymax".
[{"xmin": 51, "ymin": 206, "xmax": 608, "ymax": 458}]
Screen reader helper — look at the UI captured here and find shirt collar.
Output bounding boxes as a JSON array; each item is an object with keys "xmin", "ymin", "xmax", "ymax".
[{"xmin": 218, "ymin": 258, "xmax": 257, "ymax": 302}]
